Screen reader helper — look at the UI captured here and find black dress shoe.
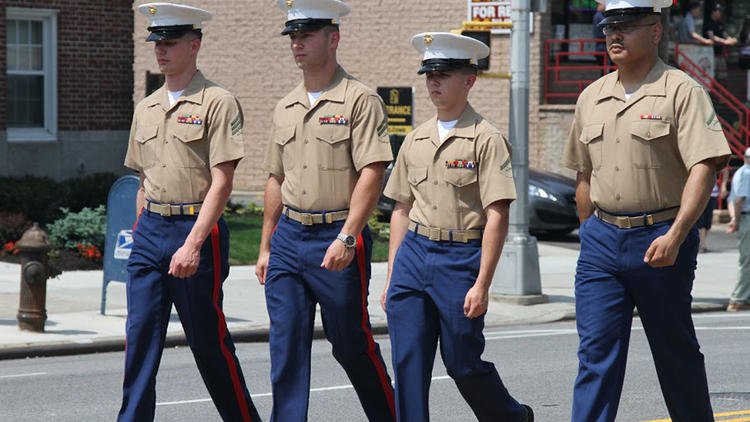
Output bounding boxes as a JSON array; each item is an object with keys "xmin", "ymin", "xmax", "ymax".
[{"xmin": 522, "ymin": 404, "xmax": 534, "ymax": 422}]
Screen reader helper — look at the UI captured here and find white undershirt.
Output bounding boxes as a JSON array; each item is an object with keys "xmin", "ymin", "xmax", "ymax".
[
  {"xmin": 437, "ymin": 119, "xmax": 459, "ymax": 143},
  {"xmin": 308, "ymin": 90, "xmax": 323, "ymax": 106},
  {"xmin": 168, "ymin": 90, "xmax": 184, "ymax": 107}
]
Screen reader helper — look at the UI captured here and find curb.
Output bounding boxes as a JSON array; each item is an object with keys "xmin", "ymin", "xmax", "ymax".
[
  {"xmin": 0, "ymin": 323, "xmax": 391, "ymax": 361},
  {"xmin": 0, "ymin": 302, "xmax": 728, "ymax": 361}
]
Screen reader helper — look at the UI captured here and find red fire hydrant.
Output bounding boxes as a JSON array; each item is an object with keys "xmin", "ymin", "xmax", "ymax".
[{"xmin": 16, "ymin": 223, "xmax": 54, "ymax": 332}]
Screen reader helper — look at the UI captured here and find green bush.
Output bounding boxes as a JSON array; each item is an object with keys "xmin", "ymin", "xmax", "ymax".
[
  {"xmin": 0, "ymin": 213, "xmax": 31, "ymax": 244},
  {"xmin": 62, "ymin": 173, "xmax": 120, "ymax": 212},
  {"xmin": 0, "ymin": 173, "xmax": 119, "ymax": 225},
  {"xmin": 0, "ymin": 176, "xmax": 63, "ymax": 225},
  {"xmin": 368, "ymin": 211, "xmax": 390, "ymax": 241},
  {"xmin": 224, "ymin": 201, "xmax": 264, "ymax": 217},
  {"xmin": 46, "ymin": 205, "xmax": 107, "ymax": 251}
]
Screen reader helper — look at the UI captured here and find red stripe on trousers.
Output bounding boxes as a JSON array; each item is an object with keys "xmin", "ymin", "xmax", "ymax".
[
  {"xmin": 131, "ymin": 208, "xmax": 142, "ymax": 236},
  {"xmin": 355, "ymin": 234, "xmax": 396, "ymax": 420},
  {"xmin": 210, "ymin": 224, "xmax": 253, "ymax": 422}
]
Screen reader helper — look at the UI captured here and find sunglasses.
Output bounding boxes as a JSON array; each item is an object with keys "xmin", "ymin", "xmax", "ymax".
[{"xmin": 602, "ymin": 22, "xmax": 657, "ymax": 36}]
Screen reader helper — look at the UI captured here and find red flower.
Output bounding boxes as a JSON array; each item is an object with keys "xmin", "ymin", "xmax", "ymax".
[{"xmin": 76, "ymin": 243, "xmax": 102, "ymax": 261}]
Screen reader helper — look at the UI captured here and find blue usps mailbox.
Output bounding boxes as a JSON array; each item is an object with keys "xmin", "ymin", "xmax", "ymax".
[{"xmin": 101, "ymin": 175, "xmax": 139, "ymax": 314}]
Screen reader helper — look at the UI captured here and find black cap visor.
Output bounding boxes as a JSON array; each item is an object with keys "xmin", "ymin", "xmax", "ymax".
[
  {"xmin": 418, "ymin": 58, "xmax": 476, "ymax": 75},
  {"xmin": 146, "ymin": 25, "xmax": 198, "ymax": 41},
  {"xmin": 281, "ymin": 18, "xmax": 337, "ymax": 36},
  {"xmin": 598, "ymin": 8, "xmax": 658, "ymax": 26}
]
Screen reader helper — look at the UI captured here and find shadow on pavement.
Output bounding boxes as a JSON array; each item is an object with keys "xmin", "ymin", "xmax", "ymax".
[
  {"xmin": 44, "ymin": 329, "xmax": 97, "ymax": 335},
  {"xmin": 547, "ymin": 295, "xmax": 575, "ymax": 303}
]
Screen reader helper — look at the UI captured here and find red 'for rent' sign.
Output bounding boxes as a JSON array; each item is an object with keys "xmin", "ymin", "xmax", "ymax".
[{"xmin": 468, "ymin": 0, "xmax": 512, "ymax": 33}]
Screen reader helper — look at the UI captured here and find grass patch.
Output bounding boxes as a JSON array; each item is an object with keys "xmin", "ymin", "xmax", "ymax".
[
  {"xmin": 225, "ymin": 214, "xmax": 389, "ymax": 265},
  {"xmin": 371, "ymin": 237, "xmax": 389, "ymax": 262},
  {"xmin": 226, "ymin": 215, "xmax": 263, "ymax": 265}
]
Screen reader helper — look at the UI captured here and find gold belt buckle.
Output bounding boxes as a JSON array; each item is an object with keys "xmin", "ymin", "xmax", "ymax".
[
  {"xmin": 621, "ymin": 216, "xmax": 631, "ymax": 229},
  {"xmin": 300, "ymin": 213, "xmax": 313, "ymax": 226},
  {"xmin": 646, "ymin": 214, "xmax": 654, "ymax": 226},
  {"xmin": 428, "ymin": 227, "xmax": 441, "ymax": 241},
  {"xmin": 163, "ymin": 205, "xmax": 172, "ymax": 217}
]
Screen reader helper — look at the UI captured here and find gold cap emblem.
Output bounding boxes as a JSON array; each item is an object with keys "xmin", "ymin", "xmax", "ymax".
[
  {"xmin": 286, "ymin": 0, "xmax": 294, "ymax": 9},
  {"xmin": 424, "ymin": 34, "xmax": 433, "ymax": 45},
  {"xmin": 148, "ymin": 5, "xmax": 157, "ymax": 15}
]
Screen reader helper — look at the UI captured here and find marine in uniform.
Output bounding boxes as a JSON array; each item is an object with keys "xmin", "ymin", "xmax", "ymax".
[
  {"xmin": 254, "ymin": 0, "xmax": 395, "ymax": 420},
  {"xmin": 562, "ymin": 1, "xmax": 731, "ymax": 420},
  {"xmin": 382, "ymin": 32, "xmax": 533, "ymax": 422},
  {"xmin": 119, "ymin": 4, "xmax": 260, "ymax": 421}
]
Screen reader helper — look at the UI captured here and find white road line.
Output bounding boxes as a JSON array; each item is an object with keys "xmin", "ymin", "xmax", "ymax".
[
  {"xmin": 695, "ymin": 326, "xmax": 750, "ymax": 330},
  {"xmin": 693, "ymin": 313, "xmax": 750, "ymax": 319},
  {"xmin": 156, "ymin": 322, "xmax": 750, "ymax": 408},
  {"xmin": 0, "ymin": 372, "xmax": 45, "ymax": 380},
  {"xmin": 156, "ymin": 375, "xmax": 452, "ymax": 407}
]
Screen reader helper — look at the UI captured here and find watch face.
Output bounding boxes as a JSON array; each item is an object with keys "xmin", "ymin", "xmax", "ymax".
[{"xmin": 339, "ymin": 233, "xmax": 356, "ymax": 248}]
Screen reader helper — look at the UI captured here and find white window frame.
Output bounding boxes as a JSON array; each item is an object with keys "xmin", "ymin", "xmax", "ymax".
[{"xmin": 6, "ymin": 7, "xmax": 58, "ymax": 142}]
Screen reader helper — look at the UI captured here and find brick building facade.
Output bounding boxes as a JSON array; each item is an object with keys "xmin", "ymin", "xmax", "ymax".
[
  {"xmin": 132, "ymin": 0, "xmax": 574, "ymax": 191},
  {"xmin": 1, "ymin": 0, "xmax": 133, "ymax": 180}
]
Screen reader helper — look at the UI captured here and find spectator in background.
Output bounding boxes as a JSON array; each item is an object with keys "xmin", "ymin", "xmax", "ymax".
[
  {"xmin": 727, "ymin": 149, "xmax": 750, "ymax": 311},
  {"xmin": 703, "ymin": 3, "xmax": 737, "ymax": 80},
  {"xmin": 678, "ymin": 2, "xmax": 713, "ymax": 45},
  {"xmin": 739, "ymin": 15, "xmax": 750, "ymax": 105},
  {"xmin": 697, "ymin": 167, "xmax": 729, "ymax": 253},
  {"xmin": 592, "ymin": 3, "xmax": 610, "ymax": 68}
]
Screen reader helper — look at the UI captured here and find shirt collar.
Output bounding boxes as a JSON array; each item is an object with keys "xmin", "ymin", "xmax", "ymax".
[
  {"xmin": 596, "ymin": 58, "xmax": 668, "ymax": 103},
  {"xmin": 145, "ymin": 70, "xmax": 207, "ymax": 110},
  {"xmin": 283, "ymin": 65, "xmax": 349, "ymax": 109},
  {"xmin": 414, "ymin": 103, "xmax": 479, "ymax": 146}
]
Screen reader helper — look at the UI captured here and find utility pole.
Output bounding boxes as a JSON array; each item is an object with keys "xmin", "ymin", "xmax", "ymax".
[{"xmin": 492, "ymin": 0, "xmax": 545, "ymax": 303}]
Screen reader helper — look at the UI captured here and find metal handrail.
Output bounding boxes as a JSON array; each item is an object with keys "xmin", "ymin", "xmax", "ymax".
[
  {"xmin": 674, "ymin": 42, "xmax": 750, "ymax": 156},
  {"xmin": 544, "ymin": 38, "xmax": 616, "ymax": 102}
]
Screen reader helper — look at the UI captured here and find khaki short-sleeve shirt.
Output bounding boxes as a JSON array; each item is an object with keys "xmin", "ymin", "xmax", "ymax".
[
  {"xmin": 383, "ymin": 104, "xmax": 516, "ymax": 230},
  {"xmin": 263, "ymin": 66, "xmax": 393, "ymax": 211},
  {"xmin": 562, "ymin": 59, "xmax": 730, "ymax": 213},
  {"xmin": 124, "ymin": 71, "xmax": 245, "ymax": 204}
]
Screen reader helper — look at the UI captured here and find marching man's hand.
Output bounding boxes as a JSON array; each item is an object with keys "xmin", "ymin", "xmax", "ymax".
[
  {"xmin": 255, "ymin": 250, "xmax": 270, "ymax": 285},
  {"xmin": 321, "ymin": 239, "xmax": 355, "ymax": 271},
  {"xmin": 169, "ymin": 243, "xmax": 201, "ymax": 279},
  {"xmin": 643, "ymin": 233, "xmax": 680, "ymax": 268},
  {"xmin": 464, "ymin": 284, "xmax": 490, "ymax": 319}
]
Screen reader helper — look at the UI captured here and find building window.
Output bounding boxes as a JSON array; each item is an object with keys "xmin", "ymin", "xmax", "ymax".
[{"xmin": 6, "ymin": 8, "xmax": 57, "ymax": 142}]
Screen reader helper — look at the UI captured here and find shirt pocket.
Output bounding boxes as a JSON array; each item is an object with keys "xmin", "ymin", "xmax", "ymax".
[
  {"xmin": 316, "ymin": 126, "xmax": 351, "ymax": 171},
  {"xmin": 174, "ymin": 124, "xmax": 207, "ymax": 168},
  {"xmin": 274, "ymin": 125, "xmax": 297, "ymax": 171},
  {"xmin": 444, "ymin": 168, "xmax": 478, "ymax": 187},
  {"xmin": 578, "ymin": 123, "xmax": 604, "ymax": 170},
  {"xmin": 444, "ymin": 168, "xmax": 478, "ymax": 210},
  {"xmin": 135, "ymin": 124, "xmax": 159, "ymax": 169},
  {"xmin": 407, "ymin": 166, "xmax": 428, "ymax": 187},
  {"xmin": 630, "ymin": 120, "xmax": 670, "ymax": 169}
]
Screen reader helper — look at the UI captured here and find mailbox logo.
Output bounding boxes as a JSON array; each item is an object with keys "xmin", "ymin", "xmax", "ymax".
[{"xmin": 114, "ymin": 230, "xmax": 133, "ymax": 260}]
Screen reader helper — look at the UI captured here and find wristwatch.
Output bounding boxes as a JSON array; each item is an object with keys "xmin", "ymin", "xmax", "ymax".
[{"xmin": 336, "ymin": 233, "xmax": 357, "ymax": 248}]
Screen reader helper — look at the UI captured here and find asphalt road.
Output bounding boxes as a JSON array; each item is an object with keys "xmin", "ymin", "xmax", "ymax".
[{"xmin": 2, "ymin": 312, "xmax": 750, "ymax": 421}]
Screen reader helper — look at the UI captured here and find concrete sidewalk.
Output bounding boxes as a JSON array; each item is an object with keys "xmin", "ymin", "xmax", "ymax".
[{"xmin": 0, "ymin": 229, "xmax": 739, "ymax": 360}]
